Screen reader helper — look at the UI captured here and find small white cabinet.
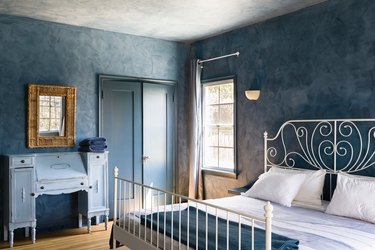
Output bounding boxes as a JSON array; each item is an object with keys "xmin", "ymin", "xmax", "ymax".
[
  {"xmin": 3, "ymin": 155, "xmax": 36, "ymax": 248},
  {"xmin": 78, "ymin": 152, "xmax": 109, "ymax": 233}
]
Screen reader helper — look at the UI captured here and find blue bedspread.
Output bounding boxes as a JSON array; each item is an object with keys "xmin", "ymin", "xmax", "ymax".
[{"xmin": 141, "ymin": 206, "xmax": 299, "ymax": 250}]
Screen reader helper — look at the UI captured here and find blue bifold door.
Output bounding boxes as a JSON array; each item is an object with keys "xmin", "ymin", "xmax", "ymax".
[{"xmin": 101, "ymin": 80, "xmax": 175, "ymax": 217}]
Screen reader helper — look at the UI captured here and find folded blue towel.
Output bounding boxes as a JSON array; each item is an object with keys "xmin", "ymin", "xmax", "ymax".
[
  {"xmin": 79, "ymin": 137, "xmax": 107, "ymax": 146},
  {"xmin": 78, "ymin": 144, "xmax": 107, "ymax": 153}
]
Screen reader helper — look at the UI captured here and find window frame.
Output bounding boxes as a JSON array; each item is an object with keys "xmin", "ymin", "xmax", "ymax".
[{"xmin": 201, "ymin": 76, "xmax": 237, "ymax": 178}]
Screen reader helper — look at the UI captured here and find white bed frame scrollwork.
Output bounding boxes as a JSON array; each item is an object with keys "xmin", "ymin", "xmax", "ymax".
[
  {"xmin": 264, "ymin": 119, "xmax": 375, "ymax": 197},
  {"xmin": 112, "ymin": 167, "xmax": 273, "ymax": 250}
]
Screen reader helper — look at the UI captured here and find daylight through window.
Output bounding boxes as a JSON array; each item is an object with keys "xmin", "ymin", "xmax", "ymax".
[{"xmin": 202, "ymin": 78, "xmax": 235, "ymax": 171}]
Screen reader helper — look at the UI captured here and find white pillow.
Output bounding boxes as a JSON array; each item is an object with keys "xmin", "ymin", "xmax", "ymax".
[
  {"xmin": 242, "ymin": 171, "xmax": 306, "ymax": 207},
  {"xmin": 270, "ymin": 167, "xmax": 326, "ymax": 206},
  {"xmin": 292, "ymin": 200, "xmax": 329, "ymax": 212},
  {"xmin": 325, "ymin": 173, "xmax": 375, "ymax": 223}
]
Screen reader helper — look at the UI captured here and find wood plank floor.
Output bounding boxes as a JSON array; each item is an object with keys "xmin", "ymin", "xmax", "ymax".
[{"xmin": 0, "ymin": 222, "xmax": 128, "ymax": 250}]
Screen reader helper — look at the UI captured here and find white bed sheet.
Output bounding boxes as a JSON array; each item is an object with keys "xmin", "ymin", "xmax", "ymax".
[{"xmin": 204, "ymin": 195, "xmax": 375, "ymax": 250}]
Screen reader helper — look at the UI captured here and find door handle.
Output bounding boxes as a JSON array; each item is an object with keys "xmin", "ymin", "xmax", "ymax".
[
  {"xmin": 22, "ymin": 188, "xmax": 25, "ymax": 203},
  {"xmin": 142, "ymin": 156, "xmax": 150, "ymax": 162}
]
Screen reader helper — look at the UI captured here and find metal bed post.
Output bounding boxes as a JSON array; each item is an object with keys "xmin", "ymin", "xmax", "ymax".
[
  {"xmin": 264, "ymin": 201, "xmax": 273, "ymax": 250},
  {"xmin": 113, "ymin": 167, "xmax": 119, "ymax": 250},
  {"xmin": 264, "ymin": 132, "xmax": 268, "ymax": 173}
]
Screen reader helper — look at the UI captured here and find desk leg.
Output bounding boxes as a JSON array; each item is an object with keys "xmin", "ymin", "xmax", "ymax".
[
  {"xmin": 95, "ymin": 216, "xmax": 100, "ymax": 225},
  {"xmin": 31, "ymin": 227, "xmax": 36, "ymax": 244},
  {"xmin": 105, "ymin": 215, "xmax": 109, "ymax": 230},
  {"xmin": 25, "ymin": 227, "xmax": 29, "ymax": 238},
  {"xmin": 9, "ymin": 230, "xmax": 14, "ymax": 248},
  {"xmin": 87, "ymin": 218, "xmax": 91, "ymax": 233},
  {"xmin": 3, "ymin": 225, "xmax": 8, "ymax": 241},
  {"xmin": 78, "ymin": 213, "xmax": 83, "ymax": 228}
]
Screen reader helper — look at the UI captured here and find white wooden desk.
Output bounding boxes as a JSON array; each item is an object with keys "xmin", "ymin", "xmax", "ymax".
[{"xmin": 2, "ymin": 152, "xmax": 109, "ymax": 247}]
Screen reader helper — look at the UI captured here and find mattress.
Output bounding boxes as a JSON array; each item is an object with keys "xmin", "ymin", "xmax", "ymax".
[{"xmin": 206, "ymin": 196, "xmax": 375, "ymax": 250}]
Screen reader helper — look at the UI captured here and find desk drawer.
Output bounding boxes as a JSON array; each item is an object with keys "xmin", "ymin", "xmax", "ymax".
[
  {"xmin": 89, "ymin": 153, "xmax": 106, "ymax": 163},
  {"xmin": 36, "ymin": 178, "xmax": 88, "ymax": 193},
  {"xmin": 11, "ymin": 156, "xmax": 34, "ymax": 167}
]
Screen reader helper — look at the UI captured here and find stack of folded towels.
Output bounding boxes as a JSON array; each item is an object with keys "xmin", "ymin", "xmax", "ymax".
[{"xmin": 78, "ymin": 137, "xmax": 107, "ymax": 153}]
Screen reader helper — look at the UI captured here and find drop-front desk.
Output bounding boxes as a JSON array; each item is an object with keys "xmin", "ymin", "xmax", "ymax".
[{"xmin": 2, "ymin": 152, "xmax": 109, "ymax": 247}]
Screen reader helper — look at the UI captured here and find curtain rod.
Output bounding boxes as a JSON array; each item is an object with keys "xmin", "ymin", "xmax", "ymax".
[{"xmin": 197, "ymin": 51, "xmax": 240, "ymax": 64}]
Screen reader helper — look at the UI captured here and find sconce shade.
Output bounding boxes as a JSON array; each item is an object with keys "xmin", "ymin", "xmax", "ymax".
[{"xmin": 245, "ymin": 90, "xmax": 260, "ymax": 100}]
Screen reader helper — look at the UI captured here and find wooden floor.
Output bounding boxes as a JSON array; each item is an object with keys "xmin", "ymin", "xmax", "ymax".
[{"xmin": 0, "ymin": 222, "xmax": 128, "ymax": 250}]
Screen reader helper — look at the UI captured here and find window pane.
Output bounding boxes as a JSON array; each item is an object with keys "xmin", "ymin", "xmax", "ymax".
[
  {"xmin": 40, "ymin": 96, "xmax": 50, "ymax": 107},
  {"xmin": 50, "ymin": 119, "xmax": 60, "ymax": 131},
  {"xmin": 219, "ymin": 126, "xmax": 233, "ymax": 147},
  {"xmin": 40, "ymin": 100, "xmax": 49, "ymax": 107},
  {"xmin": 50, "ymin": 107, "xmax": 57, "ymax": 118},
  {"xmin": 219, "ymin": 83, "xmax": 233, "ymax": 103},
  {"xmin": 55, "ymin": 106, "xmax": 61, "ymax": 118},
  {"xmin": 40, "ymin": 106, "xmax": 50, "ymax": 119},
  {"xmin": 205, "ymin": 126, "xmax": 218, "ymax": 146},
  {"xmin": 204, "ymin": 147, "xmax": 218, "ymax": 167},
  {"xmin": 39, "ymin": 119, "xmax": 49, "ymax": 132},
  {"xmin": 51, "ymin": 107, "xmax": 61, "ymax": 119},
  {"xmin": 204, "ymin": 85, "xmax": 219, "ymax": 105},
  {"xmin": 219, "ymin": 104, "xmax": 233, "ymax": 125},
  {"xmin": 52, "ymin": 96, "xmax": 62, "ymax": 107},
  {"xmin": 219, "ymin": 148, "xmax": 234, "ymax": 169},
  {"xmin": 205, "ymin": 105, "xmax": 219, "ymax": 125}
]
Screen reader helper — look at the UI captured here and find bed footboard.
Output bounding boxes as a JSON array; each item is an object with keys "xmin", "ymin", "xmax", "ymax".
[{"xmin": 112, "ymin": 167, "xmax": 273, "ymax": 250}]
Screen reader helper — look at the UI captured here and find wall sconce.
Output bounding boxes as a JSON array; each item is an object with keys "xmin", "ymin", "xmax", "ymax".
[{"xmin": 245, "ymin": 90, "xmax": 260, "ymax": 100}]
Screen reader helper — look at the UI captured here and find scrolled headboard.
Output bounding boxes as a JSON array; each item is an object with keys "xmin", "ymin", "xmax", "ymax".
[{"xmin": 264, "ymin": 119, "xmax": 375, "ymax": 199}]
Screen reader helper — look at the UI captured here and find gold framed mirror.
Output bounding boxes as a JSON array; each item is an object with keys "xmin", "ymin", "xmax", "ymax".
[{"xmin": 27, "ymin": 84, "xmax": 76, "ymax": 148}]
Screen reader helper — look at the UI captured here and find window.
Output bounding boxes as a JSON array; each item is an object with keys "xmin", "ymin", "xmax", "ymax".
[{"xmin": 202, "ymin": 78, "xmax": 235, "ymax": 173}]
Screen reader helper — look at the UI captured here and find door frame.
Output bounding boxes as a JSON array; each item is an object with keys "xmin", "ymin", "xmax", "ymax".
[{"xmin": 98, "ymin": 74, "xmax": 177, "ymax": 194}]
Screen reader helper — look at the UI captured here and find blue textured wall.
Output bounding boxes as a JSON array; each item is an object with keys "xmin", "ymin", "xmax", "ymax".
[
  {"xmin": 2, "ymin": 0, "xmax": 375, "ymax": 233},
  {"xmin": 0, "ymin": 14, "xmax": 189, "ymax": 231},
  {"xmin": 192, "ymin": 0, "xmax": 375, "ymax": 198}
]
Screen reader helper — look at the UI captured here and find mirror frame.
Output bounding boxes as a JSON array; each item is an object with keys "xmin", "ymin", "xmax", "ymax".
[{"xmin": 27, "ymin": 84, "xmax": 76, "ymax": 148}]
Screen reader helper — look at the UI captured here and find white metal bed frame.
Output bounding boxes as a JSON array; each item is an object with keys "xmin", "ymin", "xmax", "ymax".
[
  {"xmin": 112, "ymin": 118, "xmax": 375, "ymax": 250},
  {"xmin": 112, "ymin": 166, "xmax": 273, "ymax": 250}
]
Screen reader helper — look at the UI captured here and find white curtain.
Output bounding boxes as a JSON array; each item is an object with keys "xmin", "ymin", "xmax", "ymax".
[{"xmin": 188, "ymin": 59, "xmax": 203, "ymax": 199}]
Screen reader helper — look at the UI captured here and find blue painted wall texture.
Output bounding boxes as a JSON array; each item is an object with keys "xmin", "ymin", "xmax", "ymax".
[
  {"xmin": 0, "ymin": 14, "xmax": 189, "ymax": 231},
  {"xmin": 191, "ymin": 0, "xmax": 375, "ymax": 198}
]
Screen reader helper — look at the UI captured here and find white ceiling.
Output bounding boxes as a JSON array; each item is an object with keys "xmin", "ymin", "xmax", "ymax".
[{"xmin": 0, "ymin": 0, "xmax": 327, "ymax": 43}]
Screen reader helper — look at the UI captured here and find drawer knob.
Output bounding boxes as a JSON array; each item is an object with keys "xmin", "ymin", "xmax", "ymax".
[
  {"xmin": 80, "ymin": 182, "xmax": 84, "ymax": 185},
  {"xmin": 20, "ymin": 160, "xmax": 25, "ymax": 163},
  {"xmin": 96, "ymin": 156, "xmax": 100, "ymax": 159},
  {"xmin": 31, "ymin": 193, "xmax": 35, "ymax": 197},
  {"xmin": 89, "ymin": 186, "xmax": 92, "ymax": 189},
  {"xmin": 40, "ymin": 186, "xmax": 44, "ymax": 190}
]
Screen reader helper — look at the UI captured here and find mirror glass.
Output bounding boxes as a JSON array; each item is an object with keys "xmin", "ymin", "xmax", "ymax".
[{"xmin": 39, "ymin": 96, "xmax": 66, "ymax": 137}]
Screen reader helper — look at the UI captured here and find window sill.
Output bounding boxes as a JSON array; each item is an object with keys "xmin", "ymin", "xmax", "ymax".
[{"xmin": 202, "ymin": 168, "xmax": 237, "ymax": 179}]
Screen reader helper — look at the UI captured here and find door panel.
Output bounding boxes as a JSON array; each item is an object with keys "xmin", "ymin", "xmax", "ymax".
[
  {"xmin": 143, "ymin": 83, "xmax": 174, "ymax": 207},
  {"xmin": 101, "ymin": 79, "xmax": 174, "ymax": 214},
  {"xmin": 102, "ymin": 81, "xmax": 142, "ymax": 216},
  {"xmin": 12, "ymin": 168, "xmax": 34, "ymax": 223},
  {"xmin": 90, "ymin": 162, "xmax": 106, "ymax": 210}
]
